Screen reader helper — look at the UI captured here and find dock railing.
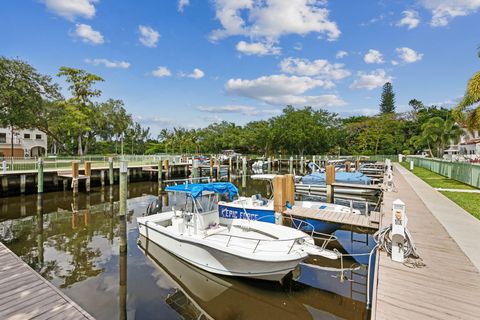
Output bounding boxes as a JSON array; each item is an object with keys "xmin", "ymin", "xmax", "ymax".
[
  {"xmin": 406, "ymin": 156, "xmax": 480, "ymax": 188},
  {"xmin": 0, "ymin": 154, "xmax": 182, "ymax": 173}
]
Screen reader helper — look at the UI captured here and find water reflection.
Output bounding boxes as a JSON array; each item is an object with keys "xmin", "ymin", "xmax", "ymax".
[{"xmin": 138, "ymin": 235, "xmax": 369, "ymax": 320}]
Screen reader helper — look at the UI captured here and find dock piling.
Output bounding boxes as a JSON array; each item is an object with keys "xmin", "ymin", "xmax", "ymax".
[
  {"xmin": 72, "ymin": 160, "xmax": 79, "ymax": 194},
  {"xmin": 285, "ymin": 174, "xmax": 295, "ymax": 205},
  {"xmin": 109, "ymin": 157, "xmax": 114, "ymax": 185},
  {"xmin": 326, "ymin": 165, "xmax": 335, "ymax": 203},
  {"xmin": 289, "ymin": 156, "xmax": 293, "ymax": 174},
  {"xmin": 85, "ymin": 161, "xmax": 91, "ymax": 193},
  {"xmin": 119, "ymin": 160, "xmax": 128, "ymax": 217},
  {"xmin": 37, "ymin": 158, "xmax": 44, "ymax": 194}
]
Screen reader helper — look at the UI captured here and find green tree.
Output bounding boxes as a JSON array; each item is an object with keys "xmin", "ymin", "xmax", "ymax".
[
  {"xmin": 379, "ymin": 82, "xmax": 396, "ymax": 114},
  {"xmin": 57, "ymin": 67, "xmax": 104, "ymax": 155},
  {"xmin": 0, "ymin": 57, "xmax": 61, "ymax": 156}
]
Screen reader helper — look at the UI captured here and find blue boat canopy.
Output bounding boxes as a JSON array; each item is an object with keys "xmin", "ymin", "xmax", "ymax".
[{"xmin": 165, "ymin": 182, "xmax": 239, "ymax": 199}]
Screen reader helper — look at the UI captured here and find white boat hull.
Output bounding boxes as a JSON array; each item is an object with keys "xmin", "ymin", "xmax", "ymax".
[{"xmin": 138, "ymin": 219, "xmax": 308, "ymax": 281}]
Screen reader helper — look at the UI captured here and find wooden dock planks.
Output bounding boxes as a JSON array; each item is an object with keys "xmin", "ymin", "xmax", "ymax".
[
  {"xmin": 283, "ymin": 206, "xmax": 381, "ymax": 229},
  {"xmin": 0, "ymin": 242, "xmax": 94, "ymax": 320},
  {"xmin": 372, "ymin": 165, "xmax": 480, "ymax": 320}
]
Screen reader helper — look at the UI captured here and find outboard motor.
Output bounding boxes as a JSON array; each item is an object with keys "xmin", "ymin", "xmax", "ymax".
[{"xmin": 146, "ymin": 198, "xmax": 163, "ymax": 216}]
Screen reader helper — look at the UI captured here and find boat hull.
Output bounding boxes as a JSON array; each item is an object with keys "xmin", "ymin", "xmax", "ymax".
[{"xmin": 138, "ymin": 221, "xmax": 305, "ymax": 281}]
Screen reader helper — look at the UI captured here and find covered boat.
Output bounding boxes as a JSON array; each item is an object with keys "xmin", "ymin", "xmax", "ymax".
[
  {"xmin": 137, "ymin": 182, "xmax": 337, "ymax": 281},
  {"xmin": 301, "ymin": 171, "xmax": 371, "ymax": 185}
]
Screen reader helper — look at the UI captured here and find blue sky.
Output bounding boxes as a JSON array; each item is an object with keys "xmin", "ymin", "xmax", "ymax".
[{"xmin": 1, "ymin": 0, "xmax": 479, "ymax": 134}]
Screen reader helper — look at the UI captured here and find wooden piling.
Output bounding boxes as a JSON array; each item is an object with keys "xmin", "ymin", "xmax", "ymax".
[
  {"xmin": 72, "ymin": 160, "xmax": 79, "ymax": 194},
  {"xmin": 37, "ymin": 158, "xmax": 44, "ymax": 194},
  {"xmin": 326, "ymin": 165, "xmax": 335, "ymax": 203},
  {"xmin": 300, "ymin": 156, "xmax": 304, "ymax": 174},
  {"xmin": 345, "ymin": 161, "xmax": 351, "ymax": 172},
  {"xmin": 85, "ymin": 161, "xmax": 91, "ymax": 193},
  {"xmin": 273, "ymin": 175, "xmax": 286, "ymax": 213},
  {"xmin": 101, "ymin": 170, "xmax": 105, "ymax": 186},
  {"xmin": 285, "ymin": 174, "xmax": 295, "ymax": 206},
  {"xmin": 242, "ymin": 157, "xmax": 247, "ymax": 175},
  {"xmin": 109, "ymin": 157, "xmax": 114, "ymax": 185},
  {"xmin": 209, "ymin": 157, "xmax": 214, "ymax": 177},
  {"xmin": 163, "ymin": 159, "xmax": 170, "ymax": 179},
  {"xmin": 192, "ymin": 159, "xmax": 198, "ymax": 179},
  {"xmin": 156, "ymin": 162, "xmax": 162, "ymax": 195},
  {"xmin": 355, "ymin": 159, "xmax": 360, "ymax": 172},
  {"xmin": 216, "ymin": 161, "xmax": 221, "ymax": 180},
  {"xmin": 119, "ymin": 160, "xmax": 128, "ymax": 217},
  {"xmin": 267, "ymin": 157, "xmax": 271, "ymax": 172},
  {"xmin": 289, "ymin": 156, "xmax": 293, "ymax": 174}
]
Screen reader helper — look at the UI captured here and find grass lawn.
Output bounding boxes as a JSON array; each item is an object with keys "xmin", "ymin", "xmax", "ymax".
[
  {"xmin": 400, "ymin": 161, "xmax": 480, "ymax": 220},
  {"xmin": 400, "ymin": 162, "xmax": 477, "ymax": 190},
  {"xmin": 440, "ymin": 191, "xmax": 480, "ymax": 220}
]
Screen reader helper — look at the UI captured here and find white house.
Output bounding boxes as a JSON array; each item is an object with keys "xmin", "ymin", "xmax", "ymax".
[
  {"xmin": 0, "ymin": 127, "xmax": 47, "ymax": 158},
  {"xmin": 444, "ymin": 126, "xmax": 479, "ymax": 161}
]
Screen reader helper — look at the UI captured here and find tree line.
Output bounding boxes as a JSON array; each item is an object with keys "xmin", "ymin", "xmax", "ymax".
[{"xmin": 1, "ymin": 56, "xmax": 478, "ymax": 158}]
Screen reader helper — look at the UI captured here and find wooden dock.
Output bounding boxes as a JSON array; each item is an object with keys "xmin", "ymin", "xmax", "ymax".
[
  {"xmin": 372, "ymin": 164, "xmax": 480, "ymax": 319},
  {"xmin": 283, "ymin": 206, "xmax": 381, "ymax": 229},
  {"xmin": 0, "ymin": 242, "xmax": 94, "ymax": 320}
]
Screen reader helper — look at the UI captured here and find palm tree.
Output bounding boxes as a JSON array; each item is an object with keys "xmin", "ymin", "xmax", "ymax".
[
  {"xmin": 421, "ymin": 117, "xmax": 463, "ymax": 157},
  {"xmin": 453, "ymin": 48, "xmax": 480, "ymax": 131}
]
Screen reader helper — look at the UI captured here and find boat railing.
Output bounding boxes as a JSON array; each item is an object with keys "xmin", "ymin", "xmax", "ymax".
[
  {"xmin": 163, "ymin": 177, "xmax": 211, "ymax": 186},
  {"xmin": 204, "ymin": 231, "xmax": 312, "ymax": 254}
]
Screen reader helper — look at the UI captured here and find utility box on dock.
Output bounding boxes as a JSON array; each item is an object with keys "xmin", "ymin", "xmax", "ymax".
[{"xmin": 392, "ymin": 199, "xmax": 407, "ymax": 263}]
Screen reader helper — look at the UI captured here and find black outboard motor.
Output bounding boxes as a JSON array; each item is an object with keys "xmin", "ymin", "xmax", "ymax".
[{"xmin": 146, "ymin": 198, "xmax": 162, "ymax": 216}]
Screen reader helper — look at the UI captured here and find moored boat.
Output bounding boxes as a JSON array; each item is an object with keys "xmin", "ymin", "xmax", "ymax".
[{"xmin": 137, "ymin": 182, "xmax": 337, "ymax": 281}]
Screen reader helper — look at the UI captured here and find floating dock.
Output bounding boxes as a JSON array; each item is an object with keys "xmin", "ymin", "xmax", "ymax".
[
  {"xmin": 0, "ymin": 242, "xmax": 94, "ymax": 319},
  {"xmin": 283, "ymin": 206, "xmax": 381, "ymax": 230},
  {"xmin": 372, "ymin": 163, "xmax": 480, "ymax": 319}
]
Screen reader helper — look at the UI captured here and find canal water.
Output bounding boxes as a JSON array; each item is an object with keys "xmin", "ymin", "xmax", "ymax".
[{"xmin": 0, "ymin": 174, "xmax": 374, "ymax": 320}]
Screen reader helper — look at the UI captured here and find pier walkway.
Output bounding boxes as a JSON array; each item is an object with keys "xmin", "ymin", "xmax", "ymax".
[
  {"xmin": 0, "ymin": 242, "xmax": 94, "ymax": 320},
  {"xmin": 373, "ymin": 163, "xmax": 480, "ymax": 319}
]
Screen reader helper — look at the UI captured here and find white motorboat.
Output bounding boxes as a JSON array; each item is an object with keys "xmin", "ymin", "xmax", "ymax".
[{"xmin": 137, "ymin": 182, "xmax": 337, "ymax": 282}]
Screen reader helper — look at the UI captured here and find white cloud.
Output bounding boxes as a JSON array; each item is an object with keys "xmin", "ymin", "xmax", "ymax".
[
  {"xmin": 350, "ymin": 69, "xmax": 392, "ymax": 90},
  {"xmin": 391, "ymin": 60, "xmax": 399, "ymax": 66},
  {"xmin": 293, "ymin": 43, "xmax": 303, "ymax": 51},
  {"xmin": 178, "ymin": 0, "xmax": 189, "ymax": 12},
  {"xmin": 180, "ymin": 68, "xmax": 205, "ymax": 79},
  {"xmin": 210, "ymin": 0, "xmax": 340, "ymax": 42},
  {"xmin": 396, "ymin": 47, "xmax": 424, "ymax": 63},
  {"xmin": 85, "ymin": 58, "xmax": 130, "ymax": 68},
  {"xmin": 279, "ymin": 57, "xmax": 350, "ymax": 81},
  {"xmin": 364, "ymin": 49, "xmax": 384, "ymax": 64},
  {"xmin": 43, "ymin": 0, "xmax": 96, "ymax": 20},
  {"xmin": 225, "ymin": 74, "xmax": 345, "ymax": 107},
  {"xmin": 73, "ymin": 24, "xmax": 104, "ymax": 44},
  {"xmin": 336, "ymin": 50, "xmax": 348, "ymax": 59},
  {"xmin": 196, "ymin": 105, "xmax": 280, "ymax": 116},
  {"xmin": 236, "ymin": 41, "xmax": 281, "ymax": 56},
  {"xmin": 138, "ymin": 25, "xmax": 160, "ymax": 48},
  {"xmin": 397, "ymin": 10, "xmax": 421, "ymax": 29},
  {"xmin": 151, "ymin": 66, "xmax": 171, "ymax": 78},
  {"xmin": 419, "ymin": 0, "xmax": 480, "ymax": 26},
  {"xmin": 261, "ymin": 94, "xmax": 346, "ymax": 107}
]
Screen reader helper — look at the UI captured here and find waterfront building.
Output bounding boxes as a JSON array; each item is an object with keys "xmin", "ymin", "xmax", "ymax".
[{"xmin": 0, "ymin": 126, "xmax": 47, "ymax": 157}]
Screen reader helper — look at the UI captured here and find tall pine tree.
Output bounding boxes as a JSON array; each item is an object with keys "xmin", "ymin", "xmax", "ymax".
[{"xmin": 379, "ymin": 82, "xmax": 396, "ymax": 114}]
